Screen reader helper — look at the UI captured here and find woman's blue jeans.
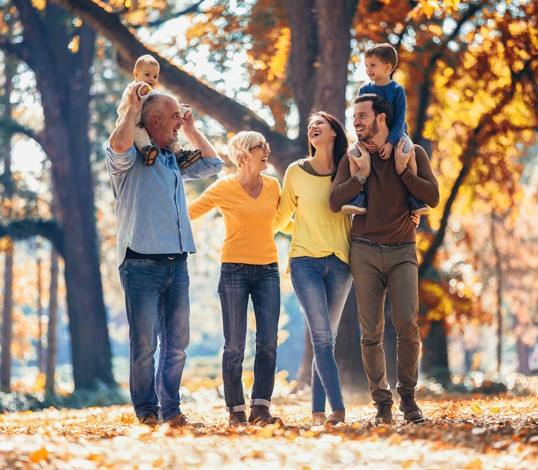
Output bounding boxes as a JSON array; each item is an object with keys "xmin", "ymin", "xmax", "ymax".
[
  {"xmin": 120, "ymin": 256, "xmax": 190, "ymax": 422},
  {"xmin": 290, "ymin": 255, "xmax": 352, "ymax": 413},
  {"xmin": 218, "ymin": 262, "xmax": 280, "ymax": 412}
]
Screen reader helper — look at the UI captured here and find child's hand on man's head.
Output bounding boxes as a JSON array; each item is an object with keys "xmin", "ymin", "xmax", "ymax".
[{"xmin": 379, "ymin": 142, "xmax": 393, "ymax": 159}]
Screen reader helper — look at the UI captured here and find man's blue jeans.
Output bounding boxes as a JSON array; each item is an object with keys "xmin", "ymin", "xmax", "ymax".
[
  {"xmin": 218, "ymin": 262, "xmax": 280, "ymax": 412},
  {"xmin": 120, "ymin": 256, "xmax": 190, "ymax": 422},
  {"xmin": 290, "ymin": 255, "xmax": 352, "ymax": 413}
]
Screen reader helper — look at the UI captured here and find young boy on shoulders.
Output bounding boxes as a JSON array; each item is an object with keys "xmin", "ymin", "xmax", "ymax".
[{"xmin": 342, "ymin": 43, "xmax": 429, "ymax": 216}]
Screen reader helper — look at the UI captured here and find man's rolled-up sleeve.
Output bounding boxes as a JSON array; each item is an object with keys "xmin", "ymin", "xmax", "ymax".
[
  {"xmin": 106, "ymin": 146, "xmax": 137, "ymax": 175},
  {"xmin": 181, "ymin": 156, "xmax": 224, "ymax": 180}
]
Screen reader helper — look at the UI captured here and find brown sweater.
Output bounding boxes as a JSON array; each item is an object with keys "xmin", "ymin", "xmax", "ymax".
[{"xmin": 329, "ymin": 146, "xmax": 439, "ymax": 243}]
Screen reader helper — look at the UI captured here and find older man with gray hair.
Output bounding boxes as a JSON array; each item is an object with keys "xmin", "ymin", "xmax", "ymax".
[{"xmin": 107, "ymin": 85, "xmax": 223, "ymax": 428}]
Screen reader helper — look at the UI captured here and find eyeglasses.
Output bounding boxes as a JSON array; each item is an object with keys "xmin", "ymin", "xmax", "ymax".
[{"xmin": 249, "ymin": 141, "xmax": 270, "ymax": 153}]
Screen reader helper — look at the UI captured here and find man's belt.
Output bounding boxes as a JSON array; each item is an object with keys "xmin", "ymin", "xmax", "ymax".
[
  {"xmin": 125, "ymin": 248, "xmax": 187, "ymax": 262},
  {"xmin": 353, "ymin": 237, "xmax": 415, "ymax": 248}
]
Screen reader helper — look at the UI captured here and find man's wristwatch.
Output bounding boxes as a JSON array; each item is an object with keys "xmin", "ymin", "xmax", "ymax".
[{"xmin": 354, "ymin": 172, "xmax": 367, "ymax": 185}]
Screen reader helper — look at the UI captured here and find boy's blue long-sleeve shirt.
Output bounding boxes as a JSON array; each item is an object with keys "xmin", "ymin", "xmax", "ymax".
[{"xmin": 359, "ymin": 81, "xmax": 408, "ymax": 146}]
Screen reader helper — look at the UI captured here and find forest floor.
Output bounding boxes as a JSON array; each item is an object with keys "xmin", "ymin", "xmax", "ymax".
[{"xmin": 0, "ymin": 387, "xmax": 536, "ymax": 470}]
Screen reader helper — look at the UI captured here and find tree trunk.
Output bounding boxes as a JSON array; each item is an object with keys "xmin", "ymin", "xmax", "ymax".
[
  {"xmin": 36, "ymin": 256, "xmax": 45, "ymax": 373},
  {"xmin": 313, "ymin": 0, "xmax": 354, "ymax": 123},
  {"xmin": 45, "ymin": 248, "xmax": 60, "ymax": 396},
  {"xmin": 421, "ymin": 320, "xmax": 450, "ymax": 386},
  {"xmin": 334, "ymin": 288, "xmax": 368, "ymax": 399},
  {"xmin": 1, "ymin": 244, "xmax": 14, "ymax": 391},
  {"xmin": 0, "ymin": 54, "xmax": 15, "ymax": 391},
  {"xmin": 516, "ymin": 340, "xmax": 531, "ymax": 375},
  {"xmin": 11, "ymin": 0, "xmax": 115, "ymax": 389},
  {"xmin": 491, "ymin": 210, "xmax": 503, "ymax": 373}
]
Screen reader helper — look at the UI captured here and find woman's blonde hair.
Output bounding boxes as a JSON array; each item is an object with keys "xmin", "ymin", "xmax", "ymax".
[{"xmin": 228, "ymin": 131, "xmax": 265, "ymax": 167}]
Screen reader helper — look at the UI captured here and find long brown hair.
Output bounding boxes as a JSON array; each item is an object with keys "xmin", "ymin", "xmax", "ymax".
[{"xmin": 307, "ymin": 111, "xmax": 348, "ymax": 180}]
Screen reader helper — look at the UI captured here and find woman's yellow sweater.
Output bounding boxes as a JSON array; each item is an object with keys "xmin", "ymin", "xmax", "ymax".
[{"xmin": 275, "ymin": 161, "xmax": 351, "ymax": 265}]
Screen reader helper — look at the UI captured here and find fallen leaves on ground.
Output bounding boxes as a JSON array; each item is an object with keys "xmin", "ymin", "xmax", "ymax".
[{"xmin": 0, "ymin": 395, "xmax": 536, "ymax": 469}]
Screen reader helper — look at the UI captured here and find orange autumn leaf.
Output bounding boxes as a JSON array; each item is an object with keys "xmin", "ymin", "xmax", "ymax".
[{"xmin": 29, "ymin": 447, "xmax": 48, "ymax": 463}]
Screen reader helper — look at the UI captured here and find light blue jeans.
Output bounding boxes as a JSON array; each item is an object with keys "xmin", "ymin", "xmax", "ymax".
[
  {"xmin": 218, "ymin": 262, "xmax": 280, "ymax": 412},
  {"xmin": 290, "ymin": 255, "xmax": 352, "ymax": 413},
  {"xmin": 120, "ymin": 256, "xmax": 190, "ymax": 422}
]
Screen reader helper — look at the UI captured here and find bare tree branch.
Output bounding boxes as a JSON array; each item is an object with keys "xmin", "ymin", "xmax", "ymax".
[
  {"xmin": 0, "ymin": 219, "xmax": 64, "ymax": 256},
  {"xmin": 129, "ymin": 0, "xmax": 205, "ymax": 29},
  {"xmin": 0, "ymin": 37, "xmax": 27, "ymax": 61},
  {"xmin": 0, "ymin": 118, "xmax": 44, "ymax": 147}
]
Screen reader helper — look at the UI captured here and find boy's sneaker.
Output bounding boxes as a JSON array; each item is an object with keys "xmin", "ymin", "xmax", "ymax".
[
  {"xmin": 342, "ymin": 191, "xmax": 367, "ymax": 215},
  {"xmin": 408, "ymin": 195, "xmax": 429, "ymax": 215},
  {"xmin": 141, "ymin": 145, "xmax": 159, "ymax": 166},
  {"xmin": 176, "ymin": 149, "xmax": 202, "ymax": 169}
]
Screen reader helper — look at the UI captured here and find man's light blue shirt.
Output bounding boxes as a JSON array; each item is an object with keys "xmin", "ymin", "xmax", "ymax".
[{"xmin": 107, "ymin": 145, "xmax": 223, "ymax": 268}]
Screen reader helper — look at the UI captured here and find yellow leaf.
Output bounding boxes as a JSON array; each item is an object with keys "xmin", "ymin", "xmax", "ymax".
[
  {"xmin": 470, "ymin": 403, "xmax": 484, "ymax": 414},
  {"xmin": 68, "ymin": 35, "xmax": 80, "ymax": 54},
  {"xmin": 465, "ymin": 459, "xmax": 482, "ymax": 469},
  {"xmin": 489, "ymin": 407, "xmax": 500, "ymax": 413},
  {"xmin": 31, "ymin": 0, "xmax": 46, "ymax": 10},
  {"xmin": 258, "ymin": 423, "xmax": 279, "ymax": 438}
]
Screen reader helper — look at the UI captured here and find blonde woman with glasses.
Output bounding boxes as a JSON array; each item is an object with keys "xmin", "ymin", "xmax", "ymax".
[{"xmin": 189, "ymin": 131, "xmax": 291, "ymax": 427}]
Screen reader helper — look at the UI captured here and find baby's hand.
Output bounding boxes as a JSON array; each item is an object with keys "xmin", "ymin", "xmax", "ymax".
[
  {"xmin": 137, "ymin": 83, "xmax": 152, "ymax": 98},
  {"xmin": 379, "ymin": 142, "xmax": 394, "ymax": 159}
]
